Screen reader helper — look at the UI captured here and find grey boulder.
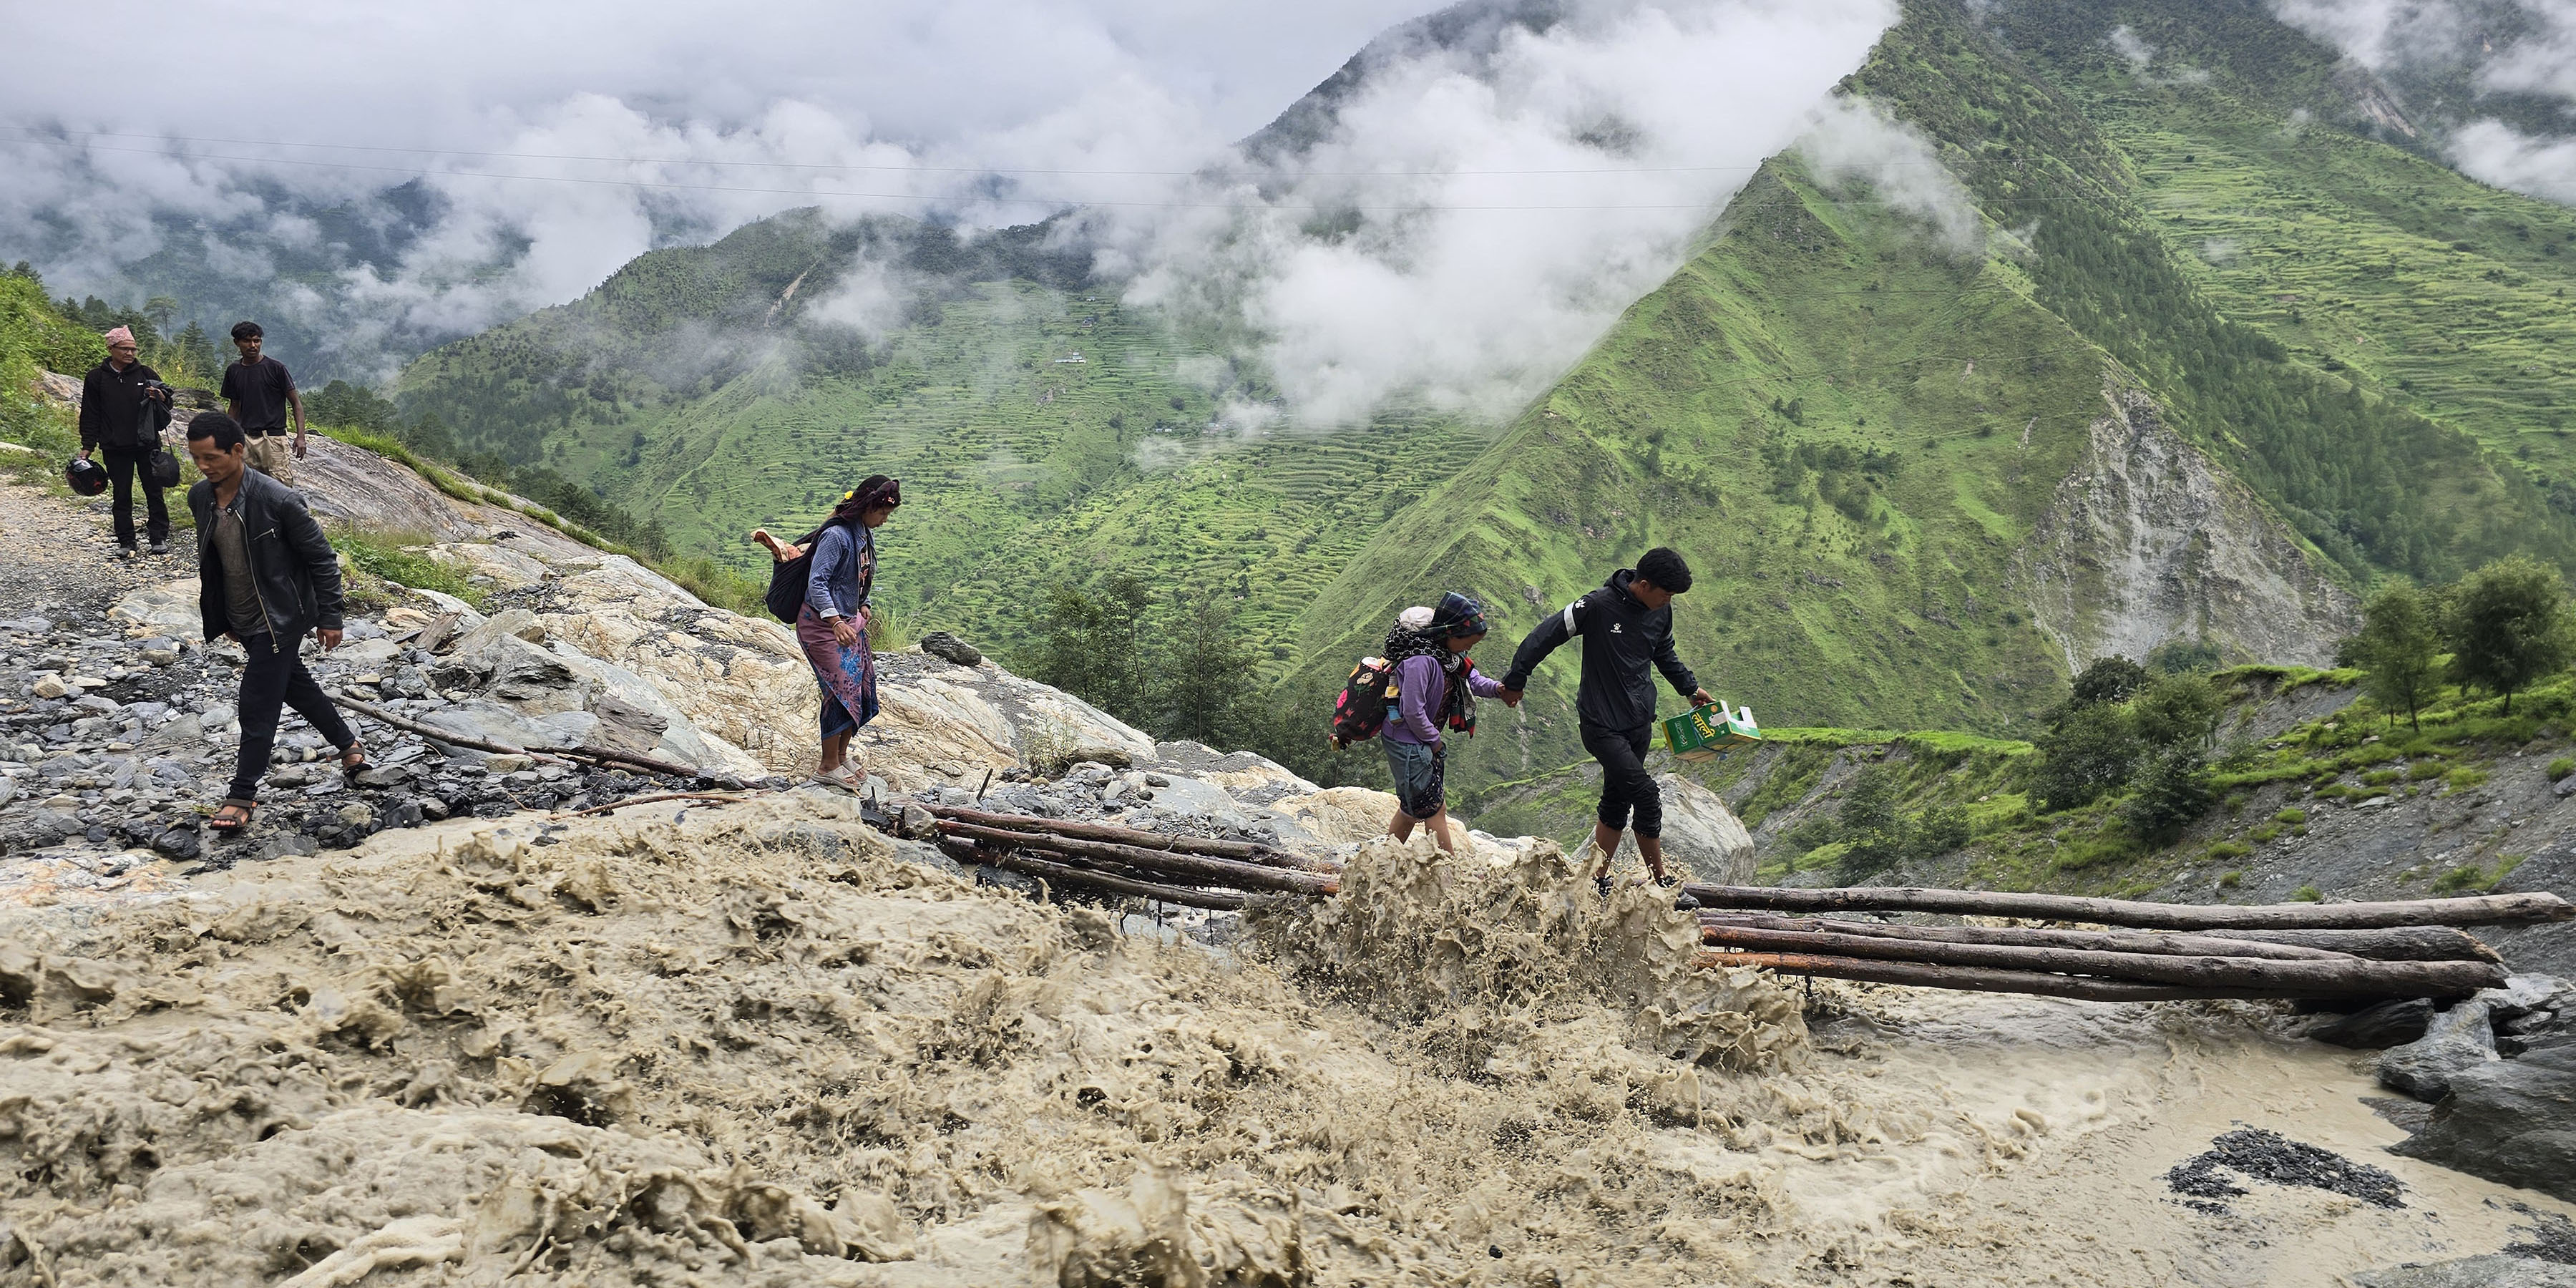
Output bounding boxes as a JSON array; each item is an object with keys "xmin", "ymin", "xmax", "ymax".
[
  {"xmin": 2389, "ymin": 1058, "xmax": 2576, "ymax": 1202},
  {"xmin": 2378, "ymin": 1001, "xmax": 2498, "ymax": 1102},
  {"xmin": 2353, "ymin": 1256, "xmax": 2576, "ymax": 1288},
  {"xmin": 918, "ymin": 631, "xmax": 985, "ymax": 667}
]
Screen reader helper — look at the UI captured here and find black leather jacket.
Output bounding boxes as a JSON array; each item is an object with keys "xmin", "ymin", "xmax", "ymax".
[{"xmin": 187, "ymin": 468, "xmax": 345, "ymax": 641}]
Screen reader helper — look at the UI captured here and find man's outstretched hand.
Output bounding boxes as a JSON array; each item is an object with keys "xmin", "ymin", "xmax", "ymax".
[{"xmin": 1498, "ymin": 687, "xmax": 1523, "ymax": 708}]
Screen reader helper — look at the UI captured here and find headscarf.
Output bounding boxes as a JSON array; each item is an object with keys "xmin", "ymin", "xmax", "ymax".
[
  {"xmin": 1382, "ymin": 592, "xmax": 1488, "ymax": 736},
  {"xmin": 102, "ymin": 326, "xmax": 135, "ymax": 348}
]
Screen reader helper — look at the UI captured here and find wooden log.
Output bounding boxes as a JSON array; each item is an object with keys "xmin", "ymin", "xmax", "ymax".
[
  {"xmin": 2195, "ymin": 927, "xmax": 2503, "ymax": 964},
  {"xmin": 331, "ymin": 689, "xmax": 575, "ymax": 766},
  {"xmin": 1677, "ymin": 882, "xmax": 2573, "ymax": 930},
  {"xmin": 1697, "ymin": 950, "xmax": 2301, "ymax": 1003},
  {"xmin": 333, "ymin": 689, "xmax": 717, "ymax": 781},
  {"xmin": 925, "ymin": 805, "xmax": 1326, "ymax": 870},
  {"xmin": 938, "ymin": 839, "xmax": 1249, "ymax": 911},
  {"xmin": 1694, "ymin": 912, "xmax": 2357, "ymax": 962},
  {"xmin": 933, "ymin": 820, "xmax": 1337, "ymax": 896},
  {"xmin": 1696, "ymin": 924, "xmax": 2504, "ymax": 996}
]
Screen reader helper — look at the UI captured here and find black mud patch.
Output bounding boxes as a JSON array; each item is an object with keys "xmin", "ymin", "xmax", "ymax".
[
  {"xmin": 2505, "ymin": 1209, "xmax": 2576, "ymax": 1266},
  {"xmin": 2165, "ymin": 1128, "xmax": 2406, "ymax": 1213}
]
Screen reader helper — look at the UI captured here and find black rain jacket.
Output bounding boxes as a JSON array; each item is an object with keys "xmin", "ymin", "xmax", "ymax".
[
  {"xmin": 1499, "ymin": 568, "xmax": 1698, "ymax": 732},
  {"xmin": 187, "ymin": 468, "xmax": 345, "ymax": 641}
]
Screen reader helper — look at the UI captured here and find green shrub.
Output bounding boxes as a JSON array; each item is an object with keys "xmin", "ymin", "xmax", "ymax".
[
  {"xmin": 2408, "ymin": 758, "xmax": 2450, "ymax": 781},
  {"xmin": 2205, "ymin": 840, "xmax": 2251, "ymax": 860},
  {"xmin": 2273, "ymin": 808, "xmax": 2307, "ymax": 825},
  {"xmin": 2550, "ymin": 756, "xmax": 2575, "ymax": 781},
  {"xmin": 2432, "ymin": 856, "xmax": 2525, "ymax": 894},
  {"xmin": 2292, "ymin": 884, "xmax": 2323, "ymax": 902},
  {"xmin": 328, "ymin": 527, "xmax": 487, "ymax": 610},
  {"xmin": 2218, "ymin": 869, "xmax": 2243, "ymax": 888},
  {"xmin": 2446, "ymin": 767, "xmax": 2489, "ymax": 791},
  {"xmin": 2248, "ymin": 824, "xmax": 2283, "ymax": 844},
  {"xmin": 2363, "ymin": 769, "xmax": 2401, "ymax": 786},
  {"xmin": 2120, "ymin": 744, "xmax": 2214, "ymax": 843}
]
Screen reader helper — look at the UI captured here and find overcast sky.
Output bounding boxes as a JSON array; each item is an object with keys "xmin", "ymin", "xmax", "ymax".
[{"xmin": 4, "ymin": 0, "xmax": 1422, "ymax": 153}]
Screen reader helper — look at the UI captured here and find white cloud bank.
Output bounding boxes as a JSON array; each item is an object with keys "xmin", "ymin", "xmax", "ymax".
[
  {"xmin": 4, "ymin": 0, "xmax": 1897, "ymax": 426},
  {"xmin": 2271, "ymin": 0, "xmax": 2576, "ymax": 205}
]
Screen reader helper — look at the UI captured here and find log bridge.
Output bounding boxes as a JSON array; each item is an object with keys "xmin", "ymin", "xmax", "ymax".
[
  {"xmin": 898, "ymin": 806, "xmax": 2572, "ymax": 1004},
  {"xmin": 924, "ymin": 805, "xmax": 1337, "ymax": 912},
  {"xmin": 1685, "ymin": 884, "xmax": 2573, "ymax": 1002}
]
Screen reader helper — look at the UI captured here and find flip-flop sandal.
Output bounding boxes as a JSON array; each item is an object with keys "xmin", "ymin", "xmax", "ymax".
[
  {"xmin": 809, "ymin": 766, "xmax": 864, "ymax": 792},
  {"xmin": 339, "ymin": 741, "xmax": 373, "ymax": 779},
  {"xmin": 208, "ymin": 799, "xmax": 257, "ymax": 834}
]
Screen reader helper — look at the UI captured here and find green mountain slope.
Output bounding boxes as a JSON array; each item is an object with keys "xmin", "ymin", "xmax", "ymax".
[
  {"xmin": 1974, "ymin": 0, "xmax": 2576, "ymax": 516},
  {"xmin": 386, "ymin": 0, "xmax": 2576, "ymax": 777},
  {"xmin": 1292, "ymin": 0, "xmax": 2575, "ymax": 784},
  {"xmin": 396, "ymin": 209, "xmax": 1503, "ymax": 658}
]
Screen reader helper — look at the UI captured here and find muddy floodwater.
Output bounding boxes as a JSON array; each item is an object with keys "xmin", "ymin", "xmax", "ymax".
[{"xmin": 0, "ymin": 794, "xmax": 2567, "ymax": 1286}]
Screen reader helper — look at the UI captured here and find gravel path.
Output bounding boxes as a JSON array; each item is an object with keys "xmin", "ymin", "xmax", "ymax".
[{"xmin": 0, "ymin": 483, "xmax": 193, "ymax": 622}]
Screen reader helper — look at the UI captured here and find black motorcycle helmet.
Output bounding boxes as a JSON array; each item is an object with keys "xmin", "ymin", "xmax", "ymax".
[{"xmin": 65, "ymin": 457, "xmax": 107, "ymax": 497}]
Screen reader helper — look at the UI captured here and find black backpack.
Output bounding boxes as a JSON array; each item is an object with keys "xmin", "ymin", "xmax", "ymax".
[{"xmin": 764, "ymin": 540, "xmax": 816, "ymax": 624}]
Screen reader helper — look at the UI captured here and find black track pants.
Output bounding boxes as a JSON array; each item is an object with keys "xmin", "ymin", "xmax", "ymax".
[
  {"xmin": 1581, "ymin": 721, "xmax": 1660, "ymax": 838},
  {"xmin": 229, "ymin": 631, "xmax": 356, "ymax": 801}
]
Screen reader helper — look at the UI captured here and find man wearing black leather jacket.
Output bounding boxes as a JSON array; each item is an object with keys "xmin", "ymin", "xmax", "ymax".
[
  {"xmin": 183, "ymin": 412, "xmax": 365, "ymax": 835},
  {"xmin": 1499, "ymin": 547, "xmax": 1713, "ymax": 894},
  {"xmin": 76, "ymin": 326, "xmax": 173, "ymax": 557}
]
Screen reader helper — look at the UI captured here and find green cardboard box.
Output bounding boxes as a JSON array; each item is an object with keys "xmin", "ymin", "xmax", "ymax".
[{"xmin": 1662, "ymin": 702, "xmax": 1761, "ymax": 761}]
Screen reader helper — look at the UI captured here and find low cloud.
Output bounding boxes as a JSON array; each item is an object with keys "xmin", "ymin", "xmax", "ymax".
[
  {"xmin": 1796, "ymin": 97, "xmax": 1985, "ymax": 258},
  {"xmin": 2450, "ymin": 117, "xmax": 2576, "ymax": 202},
  {"xmin": 1098, "ymin": 0, "xmax": 1898, "ymax": 429},
  {"xmin": 4, "ymin": 0, "xmax": 1898, "ymax": 431},
  {"xmin": 2269, "ymin": 0, "xmax": 2576, "ymax": 207}
]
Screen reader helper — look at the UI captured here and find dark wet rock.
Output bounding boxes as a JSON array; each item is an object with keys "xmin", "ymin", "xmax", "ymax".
[
  {"xmin": 918, "ymin": 631, "xmax": 984, "ymax": 667},
  {"xmin": 148, "ymin": 827, "xmax": 200, "ymax": 862},
  {"xmin": 248, "ymin": 831, "xmax": 320, "ymax": 862},
  {"xmin": 2390, "ymin": 1060, "xmax": 2576, "ymax": 1202},
  {"xmin": 2353, "ymin": 1255, "xmax": 2576, "ymax": 1287},
  {"xmin": 2379, "ymin": 1001, "xmax": 2498, "ymax": 1102},
  {"xmin": 2165, "ymin": 1126, "xmax": 2406, "ymax": 1214},
  {"xmin": 2315, "ymin": 998, "xmax": 2436, "ymax": 1049}
]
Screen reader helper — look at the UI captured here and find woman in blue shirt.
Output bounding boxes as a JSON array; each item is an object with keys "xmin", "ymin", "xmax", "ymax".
[{"xmin": 775, "ymin": 475, "xmax": 902, "ymax": 789}]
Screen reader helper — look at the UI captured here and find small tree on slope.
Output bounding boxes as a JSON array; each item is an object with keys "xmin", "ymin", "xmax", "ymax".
[
  {"xmin": 2446, "ymin": 557, "xmax": 2572, "ymax": 715},
  {"xmin": 2356, "ymin": 583, "xmax": 2441, "ymax": 731}
]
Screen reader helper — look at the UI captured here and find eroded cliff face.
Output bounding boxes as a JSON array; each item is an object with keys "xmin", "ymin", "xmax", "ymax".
[{"xmin": 2019, "ymin": 384, "xmax": 2358, "ymax": 670}]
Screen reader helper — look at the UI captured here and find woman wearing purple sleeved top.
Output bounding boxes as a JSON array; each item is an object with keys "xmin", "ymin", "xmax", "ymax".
[{"xmin": 1382, "ymin": 592, "xmax": 1514, "ymax": 854}]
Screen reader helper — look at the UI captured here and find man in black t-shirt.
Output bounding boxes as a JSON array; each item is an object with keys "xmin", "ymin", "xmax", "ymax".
[{"xmin": 220, "ymin": 321, "xmax": 308, "ymax": 486}]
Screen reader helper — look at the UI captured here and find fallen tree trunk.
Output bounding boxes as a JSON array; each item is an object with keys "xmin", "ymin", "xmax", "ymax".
[
  {"xmin": 938, "ymin": 840, "xmax": 1249, "ymax": 912},
  {"xmin": 934, "ymin": 820, "xmax": 1337, "ymax": 896},
  {"xmin": 332, "ymin": 690, "xmax": 716, "ymax": 781},
  {"xmin": 1697, "ymin": 924, "xmax": 2504, "ymax": 996},
  {"xmin": 1694, "ymin": 912, "xmax": 2357, "ymax": 962},
  {"xmin": 2195, "ymin": 926, "xmax": 2503, "ymax": 964},
  {"xmin": 1678, "ymin": 882, "xmax": 2572, "ymax": 930},
  {"xmin": 925, "ymin": 805, "xmax": 1325, "ymax": 869},
  {"xmin": 1698, "ymin": 950, "xmax": 2298, "ymax": 1003},
  {"xmin": 331, "ymin": 689, "xmax": 576, "ymax": 766}
]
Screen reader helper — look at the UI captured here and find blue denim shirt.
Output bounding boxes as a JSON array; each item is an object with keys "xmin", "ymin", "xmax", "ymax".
[{"xmin": 805, "ymin": 525, "xmax": 872, "ymax": 619}]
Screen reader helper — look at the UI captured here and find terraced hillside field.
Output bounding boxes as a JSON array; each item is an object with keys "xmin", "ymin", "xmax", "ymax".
[{"xmin": 1979, "ymin": 0, "xmax": 2576, "ymax": 505}]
